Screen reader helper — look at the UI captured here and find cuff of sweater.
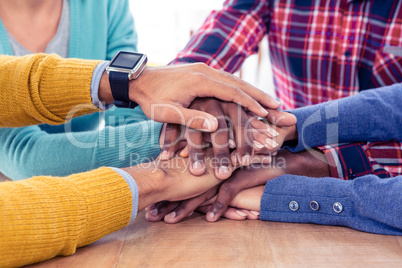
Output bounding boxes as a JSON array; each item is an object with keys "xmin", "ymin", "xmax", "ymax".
[
  {"xmin": 260, "ymin": 174, "xmax": 353, "ymax": 226},
  {"xmin": 38, "ymin": 55, "xmax": 102, "ymax": 123},
  {"xmin": 91, "ymin": 61, "xmax": 112, "ymax": 110},
  {"xmin": 283, "ymin": 107, "xmax": 323, "ymax": 153},
  {"xmin": 111, "ymin": 167, "xmax": 138, "ymax": 222}
]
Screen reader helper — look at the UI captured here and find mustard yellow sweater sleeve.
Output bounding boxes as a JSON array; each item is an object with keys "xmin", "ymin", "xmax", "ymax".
[
  {"xmin": 0, "ymin": 54, "xmax": 102, "ymax": 127},
  {"xmin": 0, "ymin": 54, "xmax": 134, "ymax": 267},
  {"xmin": 0, "ymin": 167, "xmax": 132, "ymax": 268}
]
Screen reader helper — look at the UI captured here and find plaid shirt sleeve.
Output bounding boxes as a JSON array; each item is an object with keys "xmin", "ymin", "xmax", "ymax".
[
  {"xmin": 318, "ymin": 141, "xmax": 402, "ymax": 180},
  {"xmin": 170, "ymin": 0, "xmax": 269, "ymax": 73}
]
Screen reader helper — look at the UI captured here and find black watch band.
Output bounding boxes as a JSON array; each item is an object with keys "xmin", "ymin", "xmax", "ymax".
[{"xmin": 109, "ymin": 71, "xmax": 138, "ymax": 108}]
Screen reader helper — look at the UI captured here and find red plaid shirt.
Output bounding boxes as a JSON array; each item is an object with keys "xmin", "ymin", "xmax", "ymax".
[
  {"xmin": 319, "ymin": 141, "xmax": 402, "ymax": 180},
  {"xmin": 172, "ymin": 0, "xmax": 402, "ymax": 179}
]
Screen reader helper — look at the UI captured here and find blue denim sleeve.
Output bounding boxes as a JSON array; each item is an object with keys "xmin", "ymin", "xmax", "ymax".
[
  {"xmin": 260, "ymin": 174, "xmax": 402, "ymax": 235},
  {"xmin": 285, "ymin": 83, "xmax": 402, "ymax": 153}
]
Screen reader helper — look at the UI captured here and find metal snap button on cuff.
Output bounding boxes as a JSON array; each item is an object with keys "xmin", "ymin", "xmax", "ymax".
[
  {"xmin": 310, "ymin": 201, "xmax": 319, "ymax": 211},
  {"xmin": 289, "ymin": 201, "xmax": 299, "ymax": 211},
  {"xmin": 333, "ymin": 202, "xmax": 343, "ymax": 213}
]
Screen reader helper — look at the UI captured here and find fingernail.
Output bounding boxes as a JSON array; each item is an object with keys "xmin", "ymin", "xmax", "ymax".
[
  {"xmin": 265, "ymin": 138, "xmax": 279, "ymax": 148},
  {"xmin": 260, "ymin": 108, "xmax": 268, "ymax": 116},
  {"xmin": 192, "ymin": 160, "xmax": 203, "ymax": 170},
  {"xmin": 187, "ymin": 211, "xmax": 194, "ymax": 217},
  {"xmin": 218, "ymin": 165, "xmax": 229, "ymax": 174},
  {"xmin": 203, "ymin": 118, "xmax": 217, "ymax": 131},
  {"xmin": 228, "ymin": 139, "xmax": 236, "ymax": 148},
  {"xmin": 274, "ymin": 99, "xmax": 281, "ymax": 106},
  {"xmin": 147, "ymin": 203, "xmax": 156, "ymax": 212},
  {"xmin": 179, "ymin": 149, "xmax": 187, "ymax": 157},
  {"xmin": 207, "ymin": 212, "xmax": 215, "ymax": 220},
  {"xmin": 254, "ymin": 141, "xmax": 264, "ymax": 149},
  {"xmin": 236, "ymin": 210, "xmax": 247, "ymax": 217},
  {"xmin": 267, "ymin": 128, "xmax": 279, "ymax": 137},
  {"xmin": 250, "ymin": 211, "xmax": 260, "ymax": 216},
  {"xmin": 231, "ymin": 154, "xmax": 238, "ymax": 166},
  {"xmin": 242, "ymin": 154, "xmax": 251, "ymax": 166},
  {"xmin": 160, "ymin": 150, "xmax": 169, "ymax": 160},
  {"xmin": 203, "ymin": 120, "xmax": 210, "ymax": 130},
  {"xmin": 167, "ymin": 211, "xmax": 176, "ymax": 218},
  {"xmin": 150, "ymin": 208, "xmax": 158, "ymax": 216}
]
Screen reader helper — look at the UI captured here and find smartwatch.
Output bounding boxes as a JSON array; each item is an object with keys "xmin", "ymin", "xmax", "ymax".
[{"xmin": 106, "ymin": 51, "xmax": 148, "ymax": 108}]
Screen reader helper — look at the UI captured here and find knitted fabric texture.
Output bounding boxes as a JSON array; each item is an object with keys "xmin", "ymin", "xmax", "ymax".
[{"xmin": 0, "ymin": 54, "xmax": 101, "ymax": 127}]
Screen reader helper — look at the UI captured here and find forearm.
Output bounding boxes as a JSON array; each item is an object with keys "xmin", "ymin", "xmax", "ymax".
[
  {"xmin": 0, "ymin": 167, "xmax": 133, "ymax": 267},
  {"xmin": 0, "ymin": 119, "xmax": 162, "ymax": 180},
  {"xmin": 0, "ymin": 54, "xmax": 106, "ymax": 127},
  {"xmin": 260, "ymin": 174, "xmax": 402, "ymax": 235},
  {"xmin": 0, "ymin": 125, "xmax": 102, "ymax": 180},
  {"xmin": 96, "ymin": 120, "xmax": 162, "ymax": 168}
]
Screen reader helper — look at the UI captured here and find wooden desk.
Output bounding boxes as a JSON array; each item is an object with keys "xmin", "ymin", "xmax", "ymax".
[{"xmin": 28, "ymin": 211, "xmax": 402, "ymax": 267}]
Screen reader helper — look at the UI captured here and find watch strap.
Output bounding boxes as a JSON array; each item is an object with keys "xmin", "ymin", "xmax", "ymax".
[{"xmin": 109, "ymin": 71, "xmax": 138, "ymax": 108}]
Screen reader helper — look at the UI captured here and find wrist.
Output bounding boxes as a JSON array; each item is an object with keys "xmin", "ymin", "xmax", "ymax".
[
  {"xmin": 128, "ymin": 66, "xmax": 152, "ymax": 107},
  {"xmin": 98, "ymin": 71, "xmax": 114, "ymax": 105},
  {"xmin": 284, "ymin": 124, "xmax": 298, "ymax": 142},
  {"xmin": 122, "ymin": 165, "xmax": 165, "ymax": 211}
]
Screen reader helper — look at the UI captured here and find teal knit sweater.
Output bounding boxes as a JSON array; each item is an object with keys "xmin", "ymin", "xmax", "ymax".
[{"xmin": 0, "ymin": 0, "xmax": 162, "ymax": 180}]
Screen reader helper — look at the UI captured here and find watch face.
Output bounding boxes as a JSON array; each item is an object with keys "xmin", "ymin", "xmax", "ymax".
[{"xmin": 110, "ymin": 51, "xmax": 143, "ymax": 69}]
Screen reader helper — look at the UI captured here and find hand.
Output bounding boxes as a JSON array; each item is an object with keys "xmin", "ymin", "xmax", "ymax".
[
  {"xmin": 160, "ymin": 98, "xmax": 258, "ymax": 180},
  {"xmin": 145, "ymin": 185, "xmax": 264, "ymax": 223},
  {"xmin": 146, "ymin": 148, "xmax": 330, "ymax": 223},
  {"xmin": 197, "ymin": 186, "xmax": 265, "ymax": 221},
  {"xmin": 226, "ymin": 185, "xmax": 265, "ymax": 212},
  {"xmin": 126, "ymin": 63, "xmax": 281, "ymax": 131},
  {"xmin": 144, "ymin": 162, "xmax": 279, "ymax": 223},
  {"xmin": 159, "ymin": 98, "xmax": 297, "ymax": 178},
  {"xmin": 145, "ymin": 185, "xmax": 221, "ymax": 223},
  {"xmin": 246, "ymin": 111, "xmax": 298, "ymax": 154},
  {"xmin": 121, "ymin": 148, "xmax": 222, "ymax": 212},
  {"xmin": 205, "ymin": 148, "xmax": 330, "ymax": 222},
  {"xmin": 159, "ymin": 121, "xmax": 277, "ymax": 173}
]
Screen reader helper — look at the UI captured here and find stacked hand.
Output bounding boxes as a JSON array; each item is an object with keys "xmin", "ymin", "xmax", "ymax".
[
  {"xmin": 159, "ymin": 98, "xmax": 297, "ymax": 179},
  {"xmin": 122, "ymin": 148, "xmax": 222, "ymax": 212},
  {"xmin": 100, "ymin": 61, "xmax": 320, "ymax": 223},
  {"xmin": 146, "ymin": 148, "xmax": 331, "ymax": 223},
  {"xmin": 101, "ymin": 60, "xmax": 297, "ymax": 180}
]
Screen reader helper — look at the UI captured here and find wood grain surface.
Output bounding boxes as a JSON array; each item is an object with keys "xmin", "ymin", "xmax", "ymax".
[{"xmin": 28, "ymin": 211, "xmax": 402, "ymax": 268}]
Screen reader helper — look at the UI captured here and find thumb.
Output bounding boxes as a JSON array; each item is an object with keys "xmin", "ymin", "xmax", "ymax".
[{"xmin": 266, "ymin": 110, "xmax": 297, "ymax": 127}]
